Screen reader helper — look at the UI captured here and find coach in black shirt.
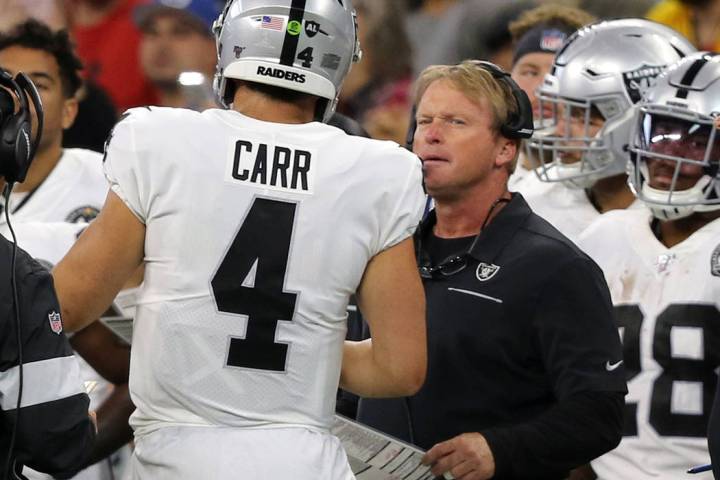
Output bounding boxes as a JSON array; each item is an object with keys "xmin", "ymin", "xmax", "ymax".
[
  {"xmin": 358, "ymin": 61, "xmax": 626, "ymax": 479},
  {"xmin": 0, "ymin": 70, "xmax": 94, "ymax": 477},
  {"xmin": 0, "ymin": 209, "xmax": 96, "ymax": 478}
]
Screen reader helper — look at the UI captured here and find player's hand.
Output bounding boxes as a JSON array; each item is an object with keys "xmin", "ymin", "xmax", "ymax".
[{"xmin": 422, "ymin": 432, "xmax": 495, "ymax": 480}]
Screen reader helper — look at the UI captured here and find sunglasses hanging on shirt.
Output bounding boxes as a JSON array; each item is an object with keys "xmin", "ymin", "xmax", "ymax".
[{"xmin": 418, "ymin": 196, "xmax": 510, "ymax": 279}]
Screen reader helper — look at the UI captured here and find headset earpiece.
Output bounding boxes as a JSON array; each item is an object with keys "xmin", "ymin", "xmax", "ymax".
[
  {"xmin": 0, "ymin": 69, "xmax": 42, "ymax": 184},
  {"xmin": 471, "ymin": 60, "xmax": 534, "ymax": 139},
  {"xmin": 405, "ymin": 105, "xmax": 417, "ymax": 151}
]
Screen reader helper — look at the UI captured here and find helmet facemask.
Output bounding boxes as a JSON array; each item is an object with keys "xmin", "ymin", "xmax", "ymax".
[
  {"xmin": 629, "ymin": 108, "xmax": 720, "ymax": 220},
  {"xmin": 527, "ymin": 88, "xmax": 632, "ymax": 189}
]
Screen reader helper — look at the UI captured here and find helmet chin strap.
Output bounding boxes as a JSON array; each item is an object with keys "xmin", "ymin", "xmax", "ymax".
[{"xmin": 640, "ymin": 175, "xmax": 720, "ymax": 220}]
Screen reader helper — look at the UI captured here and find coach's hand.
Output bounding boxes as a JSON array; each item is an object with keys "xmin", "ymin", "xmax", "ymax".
[{"xmin": 422, "ymin": 432, "xmax": 495, "ymax": 480}]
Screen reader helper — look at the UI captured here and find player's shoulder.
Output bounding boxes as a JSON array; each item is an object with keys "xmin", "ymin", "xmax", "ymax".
[
  {"xmin": 315, "ymin": 125, "xmax": 422, "ymax": 177},
  {"xmin": 61, "ymin": 148, "xmax": 104, "ymax": 174},
  {"xmin": 581, "ymin": 207, "xmax": 650, "ymax": 240},
  {"xmin": 116, "ymin": 106, "xmax": 205, "ymax": 136},
  {"xmin": 12, "ymin": 222, "xmax": 86, "ymax": 266},
  {"xmin": 343, "ymin": 135, "xmax": 421, "ymax": 173},
  {"xmin": 521, "ymin": 203, "xmax": 591, "ymax": 262},
  {"xmin": 515, "ymin": 209, "xmax": 606, "ymax": 287}
]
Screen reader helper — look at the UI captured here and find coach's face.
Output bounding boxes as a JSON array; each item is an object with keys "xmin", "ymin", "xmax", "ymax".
[
  {"xmin": 414, "ymin": 79, "xmax": 512, "ymax": 201},
  {"xmin": 0, "ymin": 46, "xmax": 77, "ymax": 154}
]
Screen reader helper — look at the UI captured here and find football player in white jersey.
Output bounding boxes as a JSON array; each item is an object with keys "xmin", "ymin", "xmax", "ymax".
[
  {"xmin": 523, "ymin": 19, "xmax": 696, "ymax": 242},
  {"xmin": 53, "ymin": 1, "xmax": 428, "ymax": 479},
  {"xmin": 0, "ymin": 21, "xmax": 132, "ymax": 480},
  {"xmin": 578, "ymin": 51, "xmax": 720, "ymax": 480}
]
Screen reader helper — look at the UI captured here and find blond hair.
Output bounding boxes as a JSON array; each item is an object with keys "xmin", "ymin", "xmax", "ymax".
[{"xmin": 414, "ymin": 60, "xmax": 521, "ymax": 170}]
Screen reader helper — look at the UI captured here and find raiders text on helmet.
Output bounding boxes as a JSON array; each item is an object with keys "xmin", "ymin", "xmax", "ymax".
[{"xmin": 213, "ymin": 0, "xmax": 362, "ymax": 122}]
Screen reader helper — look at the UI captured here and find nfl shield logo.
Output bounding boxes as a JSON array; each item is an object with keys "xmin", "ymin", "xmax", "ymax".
[
  {"xmin": 540, "ymin": 29, "xmax": 567, "ymax": 52},
  {"xmin": 712, "ymin": 244, "xmax": 720, "ymax": 277},
  {"xmin": 476, "ymin": 262, "xmax": 500, "ymax": 282},
  {"xmin": 48, "ymin": 311, "xmax": 63, "ymax": 334}
]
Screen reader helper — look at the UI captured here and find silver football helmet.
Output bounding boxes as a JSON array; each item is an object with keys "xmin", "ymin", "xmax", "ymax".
[
  {"xmin": 629, "ymin": 52, "xmax": 720, "ymax": 220},
  {"xmin": 527, "ymin": 19, "xmax": 696, "ymax": 189},
  {"xmin": 213, "ymin": 0, "xmax": 362, "ymax": 122}
]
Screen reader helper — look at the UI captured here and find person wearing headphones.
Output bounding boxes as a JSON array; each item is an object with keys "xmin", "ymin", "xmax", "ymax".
[
  {"xmin": 357, "ymin": 60, "xmax": 627, "ymax": 480},
  {"xmin": 0, "ymin": 70, "xmax": 94, "ymax": 479}
]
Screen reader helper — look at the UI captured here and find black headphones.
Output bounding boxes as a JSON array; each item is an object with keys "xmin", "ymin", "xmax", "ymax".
[
  {"xmin": 0, "ymin": 68, "xmax": 43, "ymax": 185},
  {"xmin": 405, "ymin": 60, "xmax": 534, "ymax": 150}
]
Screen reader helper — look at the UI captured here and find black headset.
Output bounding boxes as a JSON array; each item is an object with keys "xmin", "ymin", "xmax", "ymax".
[
  {"xmin": 0, "ymin": 68, "xmax": 43, "ymax": 185},
  {"xmin": 405, "ymin": 60, "xmax": 534, "ymax": 150}
]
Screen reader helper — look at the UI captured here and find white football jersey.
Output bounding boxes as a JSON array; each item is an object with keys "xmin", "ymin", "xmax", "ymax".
[
  {"xmin": 578, "ymin": 209, "xmax": 720, "ymax": 480},
  {"xmin": 0, "ymin": 148, "xmax": 107, "ymax": 225},
  {"xmin": 523, "ymin": 181, "xmax": 643, "ymax": 243},
  {"xmin": 0, "ymin": 222, "xmax": 86, "ymax": 269},
  {"xmin": 104, "ymin": 107, "xmax": 426, "ymax": 437}
]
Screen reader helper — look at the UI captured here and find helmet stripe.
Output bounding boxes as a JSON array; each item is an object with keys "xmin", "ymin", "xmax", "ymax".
[
  {"xmin": 279, "ymin": 0, "xmax": 307, "ymax": 67},
  {"xmin": 676, "ymin": 56, "xmax": 710, "ymax": 99}
]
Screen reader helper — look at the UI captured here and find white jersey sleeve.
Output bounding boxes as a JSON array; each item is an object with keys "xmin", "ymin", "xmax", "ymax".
[
  {"xmin": 369, "ymin": 143, "xmax": 424, "ymax": 253},
  {"xmin": 103, "ymin": 108, "xmax": 153, "ymax": 223}
]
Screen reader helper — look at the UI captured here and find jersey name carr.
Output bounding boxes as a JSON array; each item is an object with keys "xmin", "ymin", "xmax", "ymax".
[{"xmin": 226, "ymin": 139, "xmax": 315, "ymax": 194}]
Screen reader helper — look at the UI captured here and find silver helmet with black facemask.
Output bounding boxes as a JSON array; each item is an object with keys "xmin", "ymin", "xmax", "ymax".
[{"xmin": 213, "ymin": 0, "xmax": 362, "ymax": 122}]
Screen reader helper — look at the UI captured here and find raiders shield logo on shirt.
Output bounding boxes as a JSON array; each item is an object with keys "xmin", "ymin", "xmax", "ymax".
[
  {"xmin": 712, "ymin": 244, "xmax": 720, "ymax": 277},
  {"xmin": 476, "ymin": 262, "xmax": 500, "ymax": 282}
]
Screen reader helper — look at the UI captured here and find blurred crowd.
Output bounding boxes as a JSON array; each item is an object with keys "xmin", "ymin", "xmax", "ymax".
[{"xmin": 1, "ymin": 0, "xmax": 717, "ymax": 147}]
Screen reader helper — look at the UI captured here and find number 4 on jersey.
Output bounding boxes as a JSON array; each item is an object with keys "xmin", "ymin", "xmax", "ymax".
[{"xmin": 211, "ymin": 198, "xmax": 298, "ymax": 372}]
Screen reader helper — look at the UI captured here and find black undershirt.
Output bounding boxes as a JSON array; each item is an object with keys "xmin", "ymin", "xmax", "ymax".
[{"xmin": 424, "ymin": 232, "xmax": 475, "ymax": 265}]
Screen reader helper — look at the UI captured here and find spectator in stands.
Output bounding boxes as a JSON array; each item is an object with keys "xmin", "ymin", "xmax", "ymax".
[
  {"xmin": 135, "ymin": 0, "xmax": 218, "ymax": 111},
  {"xmin": 507, "ymin": 3, "xmax": 596, "ymax": 190},
  {"xmin": 0, "ymin": 0, "xmax": 119, "ymax": 153},
  {"xmin": 457, "ymin": 1, "xmax": 535, "ymax": 71},
  {"xmin": 578, "ymin": 0, "xmax": 655, "ymax": 19},
  {"xmin": 68, "ymin": 0, "xmax": 157, "ymax": 111},
  {"xmin": 647, "ymin": 0, "xmax": 720, "ymax": 51},
  {"xmin": 405, "ymin": 0, "xmax": 468, "ymax": 76},
  {"xmin": 337, "ymin": 0, "xmax": 413, "ymax": 143}
]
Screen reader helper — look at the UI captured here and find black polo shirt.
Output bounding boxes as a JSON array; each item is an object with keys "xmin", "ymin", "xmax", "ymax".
[{"xmin": 358, "ymin": 194, "xmax": 626, "ymax": 470}]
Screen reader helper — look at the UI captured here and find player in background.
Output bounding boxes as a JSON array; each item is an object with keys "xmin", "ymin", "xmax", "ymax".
[
  {"xmin": 53, "ymin": 0, "xmax": 427, "ymax": 478},
  {"xmin": 523, "ymin": 19, "xmax": 695, "ymax": 241},
  {"xmin": 578, "ymin": 51, "xmax": 720, "ymax": 480},
  {"xmin": 507, "ymin": 3, "xmax": 596, "ymax": 192},
  {"xmin": 0, "ymin": 20, "xmax": 132, "ymax": 480}
]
